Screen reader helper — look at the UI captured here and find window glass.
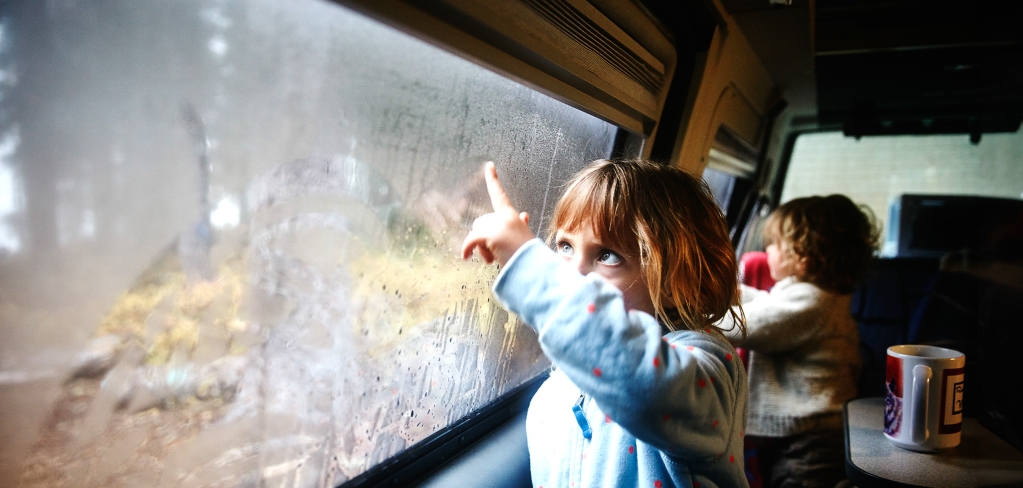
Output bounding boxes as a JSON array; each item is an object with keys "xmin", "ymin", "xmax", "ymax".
[
  {"xmin": 702, "ymin": 167, "xmax": 737, "ymax": 214},
  {"xmin": 0, "ymin": 1, "xmax": 616, "ymax": 486},
  {"xmin": 782, "ymin": 131, "xmax": 1023, "ymax": 240}
]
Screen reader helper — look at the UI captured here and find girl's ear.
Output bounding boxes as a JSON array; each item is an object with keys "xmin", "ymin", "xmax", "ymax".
[{"xmin": 794, "ymin": 255, "xmax": 808, "ymax": 277}]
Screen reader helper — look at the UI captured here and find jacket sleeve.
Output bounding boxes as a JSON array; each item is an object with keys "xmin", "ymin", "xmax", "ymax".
[
  {"xmin": 722, "ymin": 280, "xmax": 827, "ymax": 353},
  {"xmin": 492, "ymin": 239, "xmax": 743, "ymax": 460}
]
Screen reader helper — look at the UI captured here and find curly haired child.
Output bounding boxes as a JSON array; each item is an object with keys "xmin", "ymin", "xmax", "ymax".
[
  {"xmin": 719, "ymin": 195, "xmax": 879, "ymax": 488},
  {"xmin": 462, "ymin": 159, "xmax": 749, "ymax": 488}
]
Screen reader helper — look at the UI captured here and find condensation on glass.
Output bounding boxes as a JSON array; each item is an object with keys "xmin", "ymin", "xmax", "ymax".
[{"xmin": 0, "ymin": 1, "xmax": 616, "ymax": 486}]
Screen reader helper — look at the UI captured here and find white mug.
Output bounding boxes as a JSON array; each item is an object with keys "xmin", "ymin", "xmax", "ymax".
[{"xmin": 883, "ymin": 345, "xmax": 965, "ymax": 452}]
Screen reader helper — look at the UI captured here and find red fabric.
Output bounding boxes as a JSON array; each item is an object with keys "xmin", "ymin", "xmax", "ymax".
[
  {"xmin": 738, "ymin": 251, "xmax": 773, "ymax": 488},
  {"xmin": 740, "ymin": 251, "xmax": 776, "ymax": 291},
  {"xmin": 735, "ymin": 347, "xmax": 749, "ymax": 369}
]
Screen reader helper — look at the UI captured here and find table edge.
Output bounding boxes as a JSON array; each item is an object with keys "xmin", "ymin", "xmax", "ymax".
[{"xmin": 844, "ymin": 398, "xmax": 929, "ymax": 488}]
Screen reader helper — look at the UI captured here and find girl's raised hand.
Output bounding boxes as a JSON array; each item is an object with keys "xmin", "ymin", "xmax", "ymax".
[{"xmin": 461, "ymin": 162, "xmax": 534, "ymax": 266}]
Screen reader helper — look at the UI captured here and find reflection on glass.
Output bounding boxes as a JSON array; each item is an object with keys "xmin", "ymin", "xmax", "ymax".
[{"xmin": 0, "ymin": 1, "xmax": 615, "ymax": 486}]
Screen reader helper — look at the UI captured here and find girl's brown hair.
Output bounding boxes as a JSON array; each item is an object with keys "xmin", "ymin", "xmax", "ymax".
[
  {"xmin": 763, "ymin": 195, "xmax": 880, "ymax": 293},
  {"xmin": 549, "ymin": 159, "xmax": 744, "ymax": 337}
]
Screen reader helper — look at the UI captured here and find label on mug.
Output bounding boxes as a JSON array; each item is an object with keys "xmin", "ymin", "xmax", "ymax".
[
  {"xmin": 940, "ymin": 367, "xmax": 964, "ymax": 434},
  {"xmin": 884, "ymin": 354, "xmax": 904, "ymax": 437}
]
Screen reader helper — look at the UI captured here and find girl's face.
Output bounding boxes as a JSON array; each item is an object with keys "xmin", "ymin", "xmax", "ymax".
[
  {"xmin": 555, "ymin": 223, "xmax": 655, "ymax": 316},
  {"xmin": 766, "ymin": 240, "xmax": 802, "ymax": 281}
]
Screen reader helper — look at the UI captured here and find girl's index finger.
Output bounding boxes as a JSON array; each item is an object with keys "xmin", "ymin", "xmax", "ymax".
[{"xmin": 484, "ymin": 161, "xmax": 515, "ymax": 211}]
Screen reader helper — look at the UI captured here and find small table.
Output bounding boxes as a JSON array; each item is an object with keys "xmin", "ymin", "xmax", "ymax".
[{"xmin": 844, "ymin": 397, "xmax": 1023, "ymax": 487}]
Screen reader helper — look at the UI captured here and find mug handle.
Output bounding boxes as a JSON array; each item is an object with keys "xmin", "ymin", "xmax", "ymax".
[{"xmin": 911, "ymin": 364, "xmax": 932, "ymax": 444}]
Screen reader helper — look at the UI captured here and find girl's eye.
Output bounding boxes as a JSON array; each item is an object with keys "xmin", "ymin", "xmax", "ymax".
[
  {"xmin": 557, "ymin": 242, "xmax": 574, "ymax": 257},
  {"xmin": 598, "ymin": 251, "xmax": 622, "ymax": 266}
]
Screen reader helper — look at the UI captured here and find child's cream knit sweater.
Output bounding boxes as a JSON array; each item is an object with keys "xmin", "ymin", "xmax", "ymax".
[{"xmin": 722, "ymin": 276, "xmax": 861, "ymax": 437}]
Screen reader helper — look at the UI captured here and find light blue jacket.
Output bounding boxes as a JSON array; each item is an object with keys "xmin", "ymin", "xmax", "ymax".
[{"xmin": 493, "ymin": 239, "xmax": 750, "ymax": 488}]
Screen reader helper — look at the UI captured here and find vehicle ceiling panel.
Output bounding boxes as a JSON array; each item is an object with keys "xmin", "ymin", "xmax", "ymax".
[
  {"xmin": 815, "ymin": 0, "xmax": 1023, "ymax": 138},
  {"xmin": 692, "ymin": 0, "xmax": 1023, "ymax": 136}
]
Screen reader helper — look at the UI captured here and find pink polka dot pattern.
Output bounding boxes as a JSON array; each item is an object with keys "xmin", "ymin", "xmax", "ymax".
[
  {"xmin": 628, "ymin": 445, "xmax": 635, "ymax": 454},
  {"xmin": 593, "ymin": 367, "xmax": 602, "ymax": 377},
  {"xmin": 587, "ymin": 303, "xmax": 596, "ymax": 313},
  {"xmin": 653, "ymin": 357, "xmax": 660, "ymax": 368},
  {"xmin": 605, "ymin": 414, "xmax": 612, "ymax": 423},
  {"xmin": 686, "ymin": 345, "xmax": 694, "ymax": 351},
  {"xmin": 654, "ymin": 481, "xmax": 663, "ymax": 488},
  {"xmin": 726, "ymin": 353, "xmax": 733, "ymax": 361}
]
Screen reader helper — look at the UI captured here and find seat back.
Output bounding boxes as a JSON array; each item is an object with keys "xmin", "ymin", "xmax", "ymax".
[{"xmin": 851, "ymin": 257, "xmax": 940, "ymax": 398}]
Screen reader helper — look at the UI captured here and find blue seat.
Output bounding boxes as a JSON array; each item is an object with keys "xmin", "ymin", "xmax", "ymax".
[{"xmin": 851, "ymin": 257, "xmax": 940, "ymax": 398}]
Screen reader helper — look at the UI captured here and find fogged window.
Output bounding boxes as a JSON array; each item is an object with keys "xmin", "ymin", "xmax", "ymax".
[
  {"xmin": 782, "ymin": 131, "xmax": 1023, "ymax": 241},
  {"xmin": 0, "ymin": 1, "xmax": 616, "ymax": 486}
]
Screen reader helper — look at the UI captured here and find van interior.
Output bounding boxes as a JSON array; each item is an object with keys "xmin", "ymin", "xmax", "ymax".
[
  {"xmin": 0, "ymin": 0, "xmax": 1020, "ymax": 487},
  {"xmin": 353, "ymin": 0, "xmax": 1023, "ymax": 486}
]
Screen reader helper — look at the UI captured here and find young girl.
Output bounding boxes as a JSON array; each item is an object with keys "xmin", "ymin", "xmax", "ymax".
[
  {"xmin": 719, "ymin": 195, "xmax": 878, "ymax": 488},
  {"xmin": 462, "ymin": 159, "xmax": 749, "ymax": 488}
]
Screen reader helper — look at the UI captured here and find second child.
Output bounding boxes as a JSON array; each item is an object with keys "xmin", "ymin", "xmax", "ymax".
[{"xmin": 720, "ymin": 195, "xmax": 878, "ymax": 488}]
